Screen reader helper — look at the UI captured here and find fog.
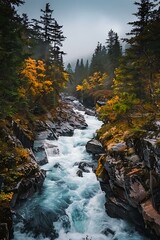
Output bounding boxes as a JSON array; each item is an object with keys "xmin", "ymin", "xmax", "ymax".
[{"xmin": 18, "ymin": 0, "xmax": 137, "ymax": 64}]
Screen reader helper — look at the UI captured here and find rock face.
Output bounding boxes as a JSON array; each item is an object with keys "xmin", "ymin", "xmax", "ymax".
[
  {"xmin": 89, "ymin": 121, "xmax": 160, "ymax": 239},
  {"xmin": 11, "ymin": 161, "xmax": 46, "ymax": 207},
  {"xmin": 33, "ymin": 96, "xmax": 88, "ymax": 165},
  {"xmin": 86, "ymin": 139, "xmax": 105, "ymax": 155},
  {"xmin": 0, "ymin": 95, "xmax": 90, "ymax": 239}
]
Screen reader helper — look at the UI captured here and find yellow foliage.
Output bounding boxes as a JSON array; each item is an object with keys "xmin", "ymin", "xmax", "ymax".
[
  {"xmin": 47, "ymin": 64, "xmax": 69, "ymax": 90},
  {"xmin": 76, "ymin": 85, "xmax": 83, "ymax": 91},
  {"xmin": 19, "ymin": 57, "xmax": 54, "ymax": 99},
  {"xmin": 63, "ymin": 71, "xmax": 69, "ymax": 81},
  {"xmin": 18, "ymin": 87, "xmax": 27, "ymax": 97},
  {"xmin": 0, "ymin": 192, "xmax": 13, "ymax": 202},
  {"xmin": 15, "ymin": 147, "xmax": 29, "ymax": 160},
  {"xmin": 107, "ymin": 95, "xmax": 119, "ymax": 107},
  {"xmin": 76, "ymin": 72, "xmax": 107, "ymax": 92}
]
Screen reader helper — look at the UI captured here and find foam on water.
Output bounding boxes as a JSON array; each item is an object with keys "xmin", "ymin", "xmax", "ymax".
[{"xmin": 13, "ymin": 111, "xmax": 147, "ymax": 240}]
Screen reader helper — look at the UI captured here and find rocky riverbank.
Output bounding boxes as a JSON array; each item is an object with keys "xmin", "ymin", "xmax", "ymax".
[
  {"xmin": 86, "ymin": 118, "xmax": 160, "ymax": 239},
  {"xmin": 0, "ymin": 95, "xmax": 92, "ymax": 240}
]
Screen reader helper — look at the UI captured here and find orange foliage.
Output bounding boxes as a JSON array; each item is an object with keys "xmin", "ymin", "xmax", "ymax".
[
  {"xmin": 15, "ymin": 147, "xmax": 29, "ymax": 161},
  {"xmin": 0, "ymin": 192, "xmax": 13, "ymax": 202},
  {"xmin": 19, "ymin": 58, "xmax": 54, "ymax": 98},
  {"xmin": 76, "ymin": 72, "xmax": 107, "ymax": 92}
]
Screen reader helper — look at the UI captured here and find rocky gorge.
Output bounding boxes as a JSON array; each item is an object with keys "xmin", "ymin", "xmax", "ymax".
[
  {"xmin": 1, "ymin": 95, "xmax": 160, "ymax": 239},
  {"xmin": 0, "ymin": 96, "xmax": 89, "ymax": 240},
  {"xmin": 86, "ymin": 118, "xmax": 160, "ymax": 239}
]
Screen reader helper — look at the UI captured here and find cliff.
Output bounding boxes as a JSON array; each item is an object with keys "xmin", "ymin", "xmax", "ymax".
[
  {"xmin": 86, "ymin": 116, "xmax": 160, "ymax": 239},
  {"xmin": 0, "ymin": 95, "xmax": 89, "ymax": 239}
]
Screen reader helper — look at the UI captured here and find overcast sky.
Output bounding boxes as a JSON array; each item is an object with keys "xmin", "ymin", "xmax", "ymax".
[{"xmin": 18, "ymin": 0, "xmax": 137, "ymax": 65}]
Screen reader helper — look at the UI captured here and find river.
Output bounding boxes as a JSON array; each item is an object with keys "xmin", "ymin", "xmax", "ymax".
[{"xmin": 13, "ymin": 109, "xmax": 148, "ymax": 240}]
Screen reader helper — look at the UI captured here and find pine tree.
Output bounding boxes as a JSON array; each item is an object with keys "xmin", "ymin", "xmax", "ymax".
[
  {"xmin": 125, "ymin": 0, "xmax": 160, "ymax": 101},
  {"xmin": 90, "ymin": 42, "xmax": 107, "ymax": 74},
  {"xmin": 106, "ymin": 29, "xmax": 122, "ymax": 80},
  {"xmin": 31, "ymin": 3, "xmax": 66, "ymax": 66},
  {"xmin": 0, "ymin": 0, "xmax": 26, "ymax": 117}
]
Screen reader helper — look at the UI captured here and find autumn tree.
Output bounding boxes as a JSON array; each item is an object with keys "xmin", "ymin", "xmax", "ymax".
[
  {"xmin": 18, "ymin": 57, "xmax": 69, "ymax": 111},
  {"xmin": 98, "ymin": 0, "xmax": 160, "ymax": 123},
  {"xmin": 18, "ymin": 58, "xmax": 53, "ymax": 111},
  {"xmin": 76, "ymin": 72, "xmax": 107, "ymax": 106}
]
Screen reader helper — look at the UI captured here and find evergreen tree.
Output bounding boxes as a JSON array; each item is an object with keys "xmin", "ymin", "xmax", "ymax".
[
  {"xmin": 125, "ymin": 0, "xmax": 160, "ymax": 100},
  {"xmin": 0, "ymin": 0, "xmax": 26, "ymax": 117},
  {"xmin": 74, "ymin": 59, "xmax": 80, "ymax": 83},
  {"xmin": 31, "ymin": 3, "xmax": 66, "ymax": 66},
  {"xmin": 84, "ymin": 60, "xmax": 89, "ymax": 78},
  {"xmin": 90, "ymin": 42, "xmax": 107, "ymax": 74},
  {"xmin": 106, "ymin": 29, "xmax": 122, "ymax": 79},
  {"xmin": 113, "ymin": 0, "xmax": 160, "ymax": 102}
]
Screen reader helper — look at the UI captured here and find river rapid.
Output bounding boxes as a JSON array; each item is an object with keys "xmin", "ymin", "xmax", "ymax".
[{"xmin": 13, "ymin": 109, "xmax": 148, "ymax": 240}]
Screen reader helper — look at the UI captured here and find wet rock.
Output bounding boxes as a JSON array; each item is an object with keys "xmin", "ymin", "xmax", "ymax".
[
  {"xmin": 105, "ymin": 197, "xmax": 144, "ymax": 227},
  {"xmin": 56, "ymin": 122, "xmax": 74, "ymax": 136},
  {"xmin": 69, "ymin": 114, "xmax": 88, "ymax": 130},
  {"xmin": 86, "ymin": 139, "xmax": 104, "ymax": 155},
  {"xmin": 96, "ymin": 100, "xmax": 106, "ymax": 106},
  {"xmin": 152, "ymin": 187, "xmax": 160, "ymax": 212},
  {"xmin": 104, "ymin": 155, "xmax": 125, "ymax": 188},
  {"xmin": 78, "ymin": 162, "xmax": 91, "ymax": 173},
  {"xmin": 109, "ymin": 142, "xmax": 127, "ymax": 159},
  {"xmin": 102, "ymin": 227, "xmax": 115, "ymax": 237},
  {"xmin": 85, "ymin": 108, "xmax": 95, "ymax": 116},
  {"xmin": 22, "ymin": 206, "xmax": 58, "ymax": 239},
  {"xmin": 95, "ymin": 125, "xmax": 160, "ymax": 238},
  {"xmin": 73, "ymin": 100, "xmax": 85, "ymax": 111},
  {"xmin": 18, "ymin": 170, "xmax": 46, "ymax": 200},
  {"xmin": 11, "ymin": 166, "xmax": 46, "ymax": 206},
  {"xmin": 53, "ymin": 163, "xmax": 62, "ymax": 169},
  {"xmin": 76, "ymin": 169, "xmax": 83, "ymax": 177},
  {"xmin": 35, "ymin": 130, "xmax": 54, "ymax": 141},
  {"xmin": 124, "ymin": 176, "xmax": 148, "ymax": 207},
  {"xmin": 44, "ymin": 142, "xmax": 59, "ymax": 153},
  {"xmin": 33, "ymin": 141, "xmax": 48, "ymax": 165},
  {"xmin": 141, "ymin": 199, "xmax": 160, "ymax": 237},
  {"xmin": 12, "ymin": 121, "xmax": 33, "ymax": 148}
]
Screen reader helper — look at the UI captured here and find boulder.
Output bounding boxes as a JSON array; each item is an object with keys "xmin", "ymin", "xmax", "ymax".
[
  {"xmin": 76, "ymin": 169, "xmax": 83, "ymax": 177},
  {"xmin": 85, "ymin": 108, "xmax": 95, "ymax": 116},
  {"xmin": 105, "ymin": 197, "xmax": 144, "ymax": 227},
  {"xmin": 33, "ymin": 141, "xmax": 48, "ymax": 165},
  {"xmin": 86, "ymin": 139, "xmax": 104, "ymax": 155},
  {"xmin": 56, "ymin": 122, "xmax": 74, "ymax": 136},
  {"xmin": 11, "ymin": 165, "xmax": 46, "ymax": 206},
  {"xmin": 78, "ymin": 162, "xmax": 91, "ymax": 173}
]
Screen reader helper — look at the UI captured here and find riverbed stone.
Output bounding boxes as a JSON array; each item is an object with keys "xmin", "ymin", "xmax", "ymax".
[{"xmin": 86, "ymin": 139, "xmax": 104, "ymax": 154}]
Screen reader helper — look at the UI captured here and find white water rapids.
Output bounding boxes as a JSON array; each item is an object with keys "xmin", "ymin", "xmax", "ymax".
[{"xmin": 13, "ymin": 110, "xmax": 148, "ymax": 240}]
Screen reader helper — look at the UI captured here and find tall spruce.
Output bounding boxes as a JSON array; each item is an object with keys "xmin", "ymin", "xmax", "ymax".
[
  {"xmin": 0, "ymin": 0, "xmax": 26, "ymax": 117},
  {"xmin": 31, "ymin": 3, "xmax": 66, "ymax": 66},
  {"xmin": 113, "ymin": 0, "xmax": 160, "ymax": 102},
  {"xmin": 90, "ymin": 42, "xmax": 107, "ymax": 74},
  {"xmin": 106, "ymin": 29, "xmax": 122, "ymax": 79}
]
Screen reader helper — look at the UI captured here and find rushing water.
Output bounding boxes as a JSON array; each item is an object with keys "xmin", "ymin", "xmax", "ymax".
[{"xmin": 13, "ymin": 110, "xmax": 148, "ymax": 240}]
